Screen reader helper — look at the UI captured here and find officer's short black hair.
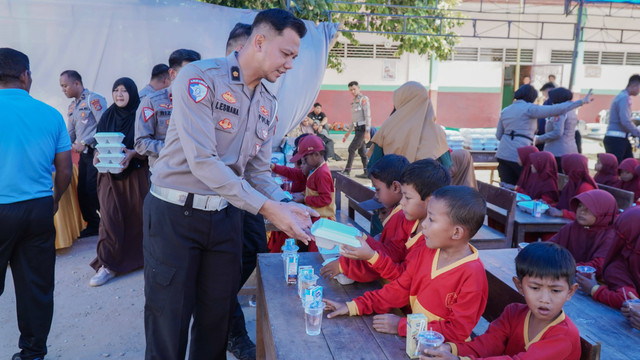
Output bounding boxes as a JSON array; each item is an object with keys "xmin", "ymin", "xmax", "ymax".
[
  {"xmin": 314, "ymin": 102, "xmax": 322, "ymax": 108},
  {"xmin": 628, "ymin": 74, "xmax": 640, "ymax": 87},
  {"xmin": 226, "ymin": 23, "xmax": 252, "ymax": 54},
  {"xmin": 431, "ymin": 185, "xmax": 486, "ymax": 238},
  {"xmin": 0, "ymin": 48, "xmax": 29, "ymax": 84},
  {"xmin": 400, "ymin": 158, "xmax": 451, "ymax": 201},
  {"xmin": 369, "ymin": 154, "xmax": 409, "ymax": 187},
  {"xmin": 60, "ymin": 70, "xmax": 82, "ymax": 85},
  {"xmin": 169, "ymin": 49, "xmax": 201, "ymax": 70},
  {"xmin": 548, "ymin": 87, "xmax": 573, "ymax": 104},
  {"xmin": 540, "ymin": 82, "xmax": 556, "ymax": 92},
  {"xmin": 516, "ymin": 242, "xmax": 576, "ymax": 286},
  {"xmin": 151, "ymin": 64, "xmax": 169, "ymax": 80},
  {"xmin": 348, "ymin": 81, "xmax": 359, "ymax": 88},
  {"xmin": 252, "ymin": 9, "xmax": 306, "ymax": 39},
  {"xmin": 514, "ymin": 84, "xmax": 538, "ymax": 103}
]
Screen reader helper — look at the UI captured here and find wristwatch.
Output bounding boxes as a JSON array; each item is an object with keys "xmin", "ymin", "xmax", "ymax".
[{"xmin": 280, "ymin": 198, "xmax": 292, "ymax": 203}]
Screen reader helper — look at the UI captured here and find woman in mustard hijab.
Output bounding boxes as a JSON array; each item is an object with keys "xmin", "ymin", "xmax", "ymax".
[{"xmin": 367, "ymin": 81, "xmax": 451, "ymax": 170}]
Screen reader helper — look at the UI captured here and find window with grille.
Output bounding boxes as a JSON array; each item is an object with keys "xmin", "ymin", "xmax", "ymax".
[
  {"xmin": 626, "ymin": 53, "xmax": 640, "ymax": 65},
  {"xmin": 583, "ymin": 51, "xmax": 599, "ymax": 65},
  {"xmin": 550, "ymin": 50, "xmax": 574, "ymax": 64},
  {"xmin": 601, "ymin": 52, "xmax": 624, "ymax": 65},
  {"xmin": 479, "ymin": 48, "xmax": 504, "ymax": 62},
  {"xmin": 452, "ymin": 47, "xmax": 479, "ymax": 61},
  {"xmin": 329, "ymin": 43, "xmax": 400, "ymax": 59},
  {"xmin": 505, "ymin": 49, "xmax": 533, "ymax": 63}
]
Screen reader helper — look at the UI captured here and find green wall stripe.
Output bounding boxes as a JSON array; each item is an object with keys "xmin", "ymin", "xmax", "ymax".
[{"xmin": 579, "ymin": 89, "xmax": 620, "ymax": 96}]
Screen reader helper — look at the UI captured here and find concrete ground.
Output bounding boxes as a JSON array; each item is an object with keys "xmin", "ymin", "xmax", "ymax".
[{"xmin": 0, "ymin": 135, "xmax": 605, "ymax": 359}]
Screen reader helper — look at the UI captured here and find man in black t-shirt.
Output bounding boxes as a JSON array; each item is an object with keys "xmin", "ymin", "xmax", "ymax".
[
  {"xmin": 306, "ymin": 102, "xmax": 341, "ymax": 161},
  {"xmin": 307, "ymin": 102, "xmax": 329, "ymax": 130}
]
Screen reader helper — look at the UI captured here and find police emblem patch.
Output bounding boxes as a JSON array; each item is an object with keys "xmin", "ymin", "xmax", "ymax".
[
  {"xmin": 218, "ymin": 118, "xmax": 232, "ymax": 130},
  {"xmin": 91, "ymin": 99, "xmax": 102, "ymax": 111},
  {"xmin": 143, "ymin": 107, "xmax": 154, "ymax": 122},
  {"xmin": 188, "ymin": 78, "xmax": 209, "ymax": 103},
  {"xmin": 254, "ymin": 143, "xmax": 261, "ymax": 155},
  {"xmin": 222, "ymin": 91, "xmax": 237, "ymax": 104},
  {"xmin": 260, "ymin": 106, "xmax": 269, "ymax": 117}
]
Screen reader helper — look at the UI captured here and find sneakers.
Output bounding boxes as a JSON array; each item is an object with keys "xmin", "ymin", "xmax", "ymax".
[
  {"xmin": 227, "ymin": 333, "xmax": 256, "ymax": 360},
  {"xmin": 79, "ymin": 226, "xmax": 99, "ymax": 238},
  {"xmin": 89, "ymin": 266, "xmax": 115, "ymax": 287}
]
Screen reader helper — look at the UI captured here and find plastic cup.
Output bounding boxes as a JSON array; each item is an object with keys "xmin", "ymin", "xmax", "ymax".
[
  {"xmin": 533, "ymin": 201, "xmax": 543, "ymax": 218},
  {"xmin": 576, "ymin": 265, "xmax": 596, "ymax": 279},
  {"xmin": 626, "ymin": 298, "xmax": 640, "ymax": 311},
  {"xmin": 416, "ymin": 330, "xmax": 445, "ymax": 356},
  {"xmin": 282, "ymin": 180, "xmax": 293, "ymax": 193},
  {"xmin": 304, "ymin": 304, "xmax": 323, "ymax": 336},
  {"xmin": 299, "ymin": 275, "xmax": 319, "ymax": 301}
]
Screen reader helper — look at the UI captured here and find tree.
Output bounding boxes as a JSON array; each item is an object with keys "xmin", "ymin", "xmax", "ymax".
[{"xmin": 200, "ymin": 0, "xmax": 464, "ymax": 72}]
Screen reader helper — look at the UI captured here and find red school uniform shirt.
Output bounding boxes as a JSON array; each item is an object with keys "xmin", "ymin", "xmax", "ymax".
[
  {"xmin": 271, "ymin": 164, "xmax": 307, "ymax": 193},
  {"xmin": 451, "ymin": 303, "xmax": 580, "ymax": 360},
  {"xmin": 346, "ymin": 244, "xmax": 488, "ymax": 341},
  {"xmin": 368, "ymin": 224, "xmax": 424, "ymax": 282},
  {"xmin": 339, "ymin": 206, "xmax": 418, "ymax": 282},
  {"xmin": 304, "ymin": 162, "xmax": 335, "ymax": 219}
]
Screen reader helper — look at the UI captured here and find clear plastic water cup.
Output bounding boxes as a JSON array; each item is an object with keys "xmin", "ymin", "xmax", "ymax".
[
  {"xmin": 282, "ymin": 180, "xmax": 293, "ymax": 193},
  {"xmin": 304, "ymin": 303, "xmax": 323, "ymax": 336},
  {"xmin": 416, "ymin": 330, "xmax": 445, "ymax": 357},
  {"xmin": 576, "ymin": 265, "xmax": 596, "ymax": 279},
  {"xmin": 533, "ymin": 201, "xmax": 544, "ymax": 217}
]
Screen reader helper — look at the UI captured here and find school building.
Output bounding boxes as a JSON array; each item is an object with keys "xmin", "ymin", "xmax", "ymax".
[{"xmin": 316, "ymin": 0, "xmax": 640, "ymax": 129}]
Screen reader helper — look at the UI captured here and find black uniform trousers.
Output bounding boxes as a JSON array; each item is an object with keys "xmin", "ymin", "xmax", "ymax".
[
  {"xmin": 77, "ymin": 149, "xmax": 100, "ymax": 229},
  {"xmin": 229, "ymin": 211, "xmax": 268, "ymax": 340},
  {"xmin": 603, "ymin": 135, "xmax": 634, "ymax": 164},
  {"xmin": 143, "ymin": 193, "xmax": 242, "ymax": 360},
  {"xmin": 497, "ymin": 158, "xmax": 523, "ymax": 186},
  {"xmin": 0, "ymin": 196, "xmax": 56, "ymax": 360},
  {"xmin": 317, "ymin": 134, "xmax": 337, "ymax": 160},
  {"xmin": 345, "ymin": 125, "xmax": 368, "ymax": 172}
]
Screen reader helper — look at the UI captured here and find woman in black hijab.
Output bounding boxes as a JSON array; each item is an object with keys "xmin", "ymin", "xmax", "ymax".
[{"xmin": 89, "ymin": 77, "xmax": 149, "ymax": 287}]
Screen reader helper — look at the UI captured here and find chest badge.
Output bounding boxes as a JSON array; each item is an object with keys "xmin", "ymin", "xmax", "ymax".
[
  {"xmin": 218, "ymin": 118, "xmax": 233, "ymax": 130},
  {"xmin": 260, "ymin": 106, "xmax": 269, "ymax": 117},
  {"xmin": 222, "ymin": 91, "xmax": 237, "ymax": 104},
  {"xmin": 91, "ymin": 99, "xmax": 102, "ymax": 111},
  {"xmin": 143, "ymin": 107, "xmax": 154, "ymax": 122},
  {"xmin": 158, "ymin": 103, "xmax": 172, "ymax": 109},
  {"xmin": 188, "ymin": 78, "xmax": 209, "ymax": 103}
]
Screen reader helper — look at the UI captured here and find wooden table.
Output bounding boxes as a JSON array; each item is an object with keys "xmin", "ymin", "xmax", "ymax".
[
  {"xmin": 479, "ymin": 249, "xmax": 640, "ymax": 360},
  {"xmin": 469, "ymin": 150, "xmax": 497, "ymax": 163},
  {"xmin": 512, "ymin": 208, "xmax": 570, "ymax": 246},
  {"xmin": 256, "ymin": 252, "xmax": 406, "ymax": 360}
]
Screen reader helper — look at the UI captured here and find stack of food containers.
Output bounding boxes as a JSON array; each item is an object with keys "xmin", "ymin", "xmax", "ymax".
[
  {"xmin": 94, "ymin": 132, "xmax": 126, "ymax": 174},
  {"xmin": 460, "ymin": 128, "xmax": 498, "ymax": 151}
]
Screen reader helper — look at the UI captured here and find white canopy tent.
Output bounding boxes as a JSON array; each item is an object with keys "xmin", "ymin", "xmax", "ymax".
[{"xmin": 0, "ymin": 0, "xmax": 339, "ymax": 144}]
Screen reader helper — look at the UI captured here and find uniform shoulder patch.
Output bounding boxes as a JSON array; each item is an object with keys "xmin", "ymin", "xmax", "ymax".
[
  {"xmin": 91, "ymin": 99, "xmax": 102, "ymax": 111},
  {"xmin": 361, "ymin": 97, "xmax": 368, "ymax": 106},
  {"xmin": 158, "ymin": 103, "xmax": 173, "ymax": 109},
  {"xmin": 188, "ymin": 78, "xmax": 209, "ymax": 103},
  {"xmin": 143, "ymin": 107, "xmax": 154, "ymax": 122},
  {"xmin": 222, "ymin": 91, "xmax": 236, "ymax": 104}
]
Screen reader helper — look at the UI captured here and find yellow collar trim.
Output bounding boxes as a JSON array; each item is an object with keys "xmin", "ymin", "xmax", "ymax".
[
  {"xmin": 382, "ymin": 204, "xmax": 403, "ymax": 226},
  {"xmin": 523, "ymin": 310, "xmax": 566, "ymax": 350},
  {"xmin": 405, "ymin": 230, "xmax": 422, "ymax": 249},
  {"xmin": 430, "ymin": 245, "xmax": 479, "ymax": 279}
]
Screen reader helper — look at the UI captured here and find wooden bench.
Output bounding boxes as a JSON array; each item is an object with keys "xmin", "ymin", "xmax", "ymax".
[
  {"xmin": 479, "ymin": 249, "xmax": 603, "ymax": 360},
  {"xmin": 558, "ymin": 173, "xmax": 634, "ymax": 210},
  {"xmin": 477, "ymin": 181, "xmax": 517, "ymax": 249},
  {"xmin": 333, "ymin": 170, "xmax": 375, "ymax": 223}
]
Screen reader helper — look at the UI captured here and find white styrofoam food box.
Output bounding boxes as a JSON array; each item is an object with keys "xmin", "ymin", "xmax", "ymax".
[
  {"xmin": 96, "ymin": 143, "xmax": 125, "ymax": 154},
  {"xmin": 95, "ymin": 163, "xmax": 124, "ymax": 174},
  {"xmin": 310, "ymin": 218, "xmax": 362, "ymax": 250},
  {"xmin": 97, "ymin": 153, "xmax": 125, "ymax": 164},
  {"xmin": 94, "ymin": 132, "xmax": 125, "ymax": 144}
]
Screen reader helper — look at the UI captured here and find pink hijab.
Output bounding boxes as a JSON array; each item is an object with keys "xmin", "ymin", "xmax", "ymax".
[
  {"xmin": 525, "ymin": 151, "xmax": 559, "ymax": 203},
  {"xmin": 557, "ymin": 154, "xmax": 598, "ymax": 210},
  {"xmin": 593, "ymin": 153, "xmax": 619, "ymax": 187},
  {"xmin": 549, "ymin": 190, "xmax": 617, "ymax": 266}
]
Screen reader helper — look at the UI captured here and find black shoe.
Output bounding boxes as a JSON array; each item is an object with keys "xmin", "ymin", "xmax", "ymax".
[
  {"xmin": 79, "ymin": 227, "xmax": 99, "ymax": 238},
  {"xmin": 355, "ymin": 172, "xmax": 369, "ymax": 179},
  {"xmin": 333, "ymin": 155, "xmax": 343, "ymax": 161},
  {"xmin": 341, "ymin": 170, "xmax": 350, "ymax": 176},
  {"xmin": 227, "ymin": 334, "xmax": 256, "ymax": 360},
  {"xmin": 11, "ymin": 353, "xmax": 43, "ymax": 360}
]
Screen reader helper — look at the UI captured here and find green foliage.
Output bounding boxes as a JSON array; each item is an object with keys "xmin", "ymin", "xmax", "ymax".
[{"xmin": 200, "ymin": 0, "xmax": 463, "ymax": 72}]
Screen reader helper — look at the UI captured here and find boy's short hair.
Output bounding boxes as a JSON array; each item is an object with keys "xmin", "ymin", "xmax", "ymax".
[
  {"xmin": 400, "ymin": 158, "xmax": 451, "ymax": 200},
  {"xmin": 432, "ymin": 185, "xmax": 486, "ymax": 238},
  {"xmin": 314, "ymin": 102, "xmax": 321, "ymax": 107},
  {"xmin": 369, "ymin": 154, "xmax": 409, "ymax": 187},
  {"xmin": 516, "ymin": 242, "xmax": 576, "ymax": 286},
  {"xmin": 628, "ymin": 74, "xmax": 640, "ymax": 87},
  {"xmin": 348, "ymin": 81, "xmax": 359, "ymax": 88}
]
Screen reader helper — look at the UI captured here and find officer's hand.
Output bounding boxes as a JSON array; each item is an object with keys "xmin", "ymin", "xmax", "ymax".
[
  {"xmin": 364, "ymin": 132, "xmax": 371, "ymax": 142},
  {"xmin": 93, "ymin": 151, "xmax": 100, "ymax": 166},
  {"xmin": 72, "ymin": 142, "xmax": 86, "ymax": 153},
  {"xmin": 259, "ymin": 200, "xmax": 319, "ymax": 244}
]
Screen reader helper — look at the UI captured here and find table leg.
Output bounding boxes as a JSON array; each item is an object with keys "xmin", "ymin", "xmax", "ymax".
[
  {"xmin": 515, "ymin": 224, "xmax": 525, "ymax": 248},
  {"xmin": 256, "ymin": 264, "xmax": 266, "ymax": 360}
]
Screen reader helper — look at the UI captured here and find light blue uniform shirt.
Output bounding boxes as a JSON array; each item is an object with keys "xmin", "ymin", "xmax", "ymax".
[{"xmin": 0, "ymin": 89, "xmax": 71, "ymax": 204}]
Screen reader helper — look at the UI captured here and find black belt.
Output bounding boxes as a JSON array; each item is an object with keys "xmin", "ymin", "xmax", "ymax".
[{"xmin": 508, "ymin": 131, "xmax": 533, "ymax": 142}]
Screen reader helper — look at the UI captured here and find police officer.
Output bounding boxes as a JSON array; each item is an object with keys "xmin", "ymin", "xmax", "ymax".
[
  {"xmin": 603, "ymin": 74, "xmax": 640, "ymax": 163},
  {"xmin": 135, "ymin": 50, "xmax": 201, "ymax": 170},
  {"xmin": 60, "ymin": 70, "xmax": 107, "ymax": 237},
  {"xmin": 342, "ymin": 80, "xmax": 371, "ymax": 178},
  {"xmin": 143, "ymin": 9, "xmax": 314, "ymax": 360},
  {"xmin": 138, "ymin": 64, "xmax": 171, "ymax": 100}
]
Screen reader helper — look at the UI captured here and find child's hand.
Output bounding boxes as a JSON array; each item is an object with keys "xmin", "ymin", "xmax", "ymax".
[
  {"xmin": 372, "ymin": 313, "xmax": 401, "ymax": 334},
  {"xmin": 320, "ymin": 259, "xmax": 341, "ymax": 279},
  {"xmin": 576, "ymin": 273, "xmax": 597, "ymax": 295},
  {"xmin": 292, "ymin": 192, "xmax": 305, "ymax": 203},
  {"xmin": 340, "ymin": 235, "xmax": 375, "ymax": 261},
  {"xmin": 630, "ymin": 306, "xmax": 640, "ymax": 331},
  {"xmin": 547, "ymin": 207, "xmax": 563, "ymax": 217},
  {"xmin": 420, "ymin": 345, "xmax": 457, "ymax": 360},
  {"xmin": 623, "ymin": 292, "xmax": 639, "ymax": 319},
  {"xmin": 323, "ymin": 299, "xmax": 349, "ymax": 318}
]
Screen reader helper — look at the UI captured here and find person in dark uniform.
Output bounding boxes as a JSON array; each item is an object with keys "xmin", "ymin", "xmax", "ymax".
[
  {"xmin": 603, "ymin": 74, "xmax": 640, "ymax": 163},
  {"xmin": 138, "ymin": 64, "xmax": 170, "ymax": 100},
  {"xmin": 1, "ymin": 48, "xmax": 73, "ymax": 360},
  {"xmin": 143, "ymin": 9, "xmax": 315, "ymax": 360},
  {"xmin": 342, "ymin": 81, "xmax": 371, "ymax": 178},
  {"xmin": 60, "ymin": 70, "xmax": 108, "ymax": 238}
]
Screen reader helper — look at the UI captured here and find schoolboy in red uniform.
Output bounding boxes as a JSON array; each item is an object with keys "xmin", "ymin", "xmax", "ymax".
[
  {"xmin": 289, "ymin": 135, "xmax": 335, "ymax": 251},
  {"xmin": 324, "ymin": 186, "xmax": 489, "ymax": 342},
  {"xmin": 423, "ymin": 242, "xmax": 580, "ymax": 360},
  {"xmin": 337, "ymin": 159, "xmax": 451, "ymax": 283}
]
